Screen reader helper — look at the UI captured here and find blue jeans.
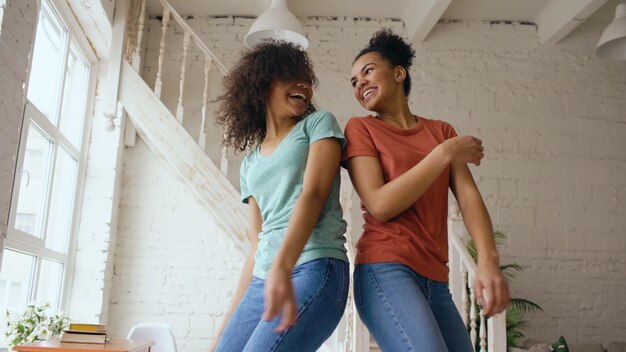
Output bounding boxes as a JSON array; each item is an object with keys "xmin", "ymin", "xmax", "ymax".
[
  {"xmin": 354, "ymin": 263, "xmax": 473, "ymax": 352},
  {"xmin": 216, "ymin": 258, "xmax": 349, "ymax": 352}
]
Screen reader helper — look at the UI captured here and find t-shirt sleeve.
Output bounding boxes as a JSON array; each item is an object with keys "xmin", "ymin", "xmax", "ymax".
[
  {"xmin": 306, "ymin": 111, "xmax": 346, "ymax": 149},
  {"xmin": 342, "ymin": 118, "xmax": 378, "ymax": 163},
  {"xmin": 239, "ymin": 156, "xmax": 251, "ymax": 204},
  {"xmin": 442, "ymin": 120, "xmax": 458, "ymax": 139}
]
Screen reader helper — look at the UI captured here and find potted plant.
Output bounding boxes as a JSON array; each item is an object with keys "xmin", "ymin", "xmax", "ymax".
[{"xmin": 5, "ymin": 303, "xmax": 69, "ymax": 348}]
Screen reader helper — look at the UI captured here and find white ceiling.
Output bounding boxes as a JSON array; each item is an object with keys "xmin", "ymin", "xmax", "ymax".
[{"xmin": 147, "ymin": 0, "xmax": 622, "ymax": 44}]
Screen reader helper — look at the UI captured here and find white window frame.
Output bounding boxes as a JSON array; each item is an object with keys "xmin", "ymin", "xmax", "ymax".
[
  {"xmin": 0, "ymin": 0, "xmax": 5, "ymax": 35},
  {"xmin": 5, "ymin": 0, "xmax": 97, "ymax": 314}
]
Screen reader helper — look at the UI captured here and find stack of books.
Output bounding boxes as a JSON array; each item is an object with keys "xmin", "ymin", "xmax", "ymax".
[{"xmin": 60, "ymin": 323, "xmax": 108, "ymax": 344}]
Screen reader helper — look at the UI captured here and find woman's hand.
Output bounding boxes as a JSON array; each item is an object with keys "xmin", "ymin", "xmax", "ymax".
[
  {"xmin": 262, "ymin": 264, "xmax": 297, "ymax": 332},
  {"xmin": 442, "ymin": 135, "xmax": 484, "ymax": 166},
  {"xmin": 474, "ymin": 258, "xmax": 510, "ymax": 318}
]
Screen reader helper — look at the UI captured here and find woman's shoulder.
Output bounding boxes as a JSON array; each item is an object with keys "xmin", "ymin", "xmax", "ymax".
[
  {"xmin": 302, "ymin": 110, "xmax": 344, "ymax": 133},
  {"xmin": 419, "ymin": 116, "xmax": 456, "ymax": 137},
  {"xmin": 420, "ymin": 116, "xmax": 452, "ymax": 127},
  {"xmin": 345, "ymin": 115, "xmax": 374, "ymax": 129},
  {"xmin": 240, "ymin": 147, "xmax": 258, "ymax": 167},
  {"xmin": 306, "ymin": 110, "xmax": 338, "ymax": 122},
  {"xmin": 347, "ymin": 115, "xmax": 373, "ymax": 122}
]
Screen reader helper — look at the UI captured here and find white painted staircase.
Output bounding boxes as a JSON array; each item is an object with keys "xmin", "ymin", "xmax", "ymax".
[{"xmin": 119, "ymin": 60, "xmax": 249, "ymax": 254}]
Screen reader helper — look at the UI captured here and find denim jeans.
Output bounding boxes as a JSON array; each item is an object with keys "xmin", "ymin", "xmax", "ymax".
[
  {"xmin": 216, "ymin": 258, "xmax": 349, "ymax": 352},
  {"xmin": 354, "ymin": 263, "xmax": 473, "ymax": 352}
]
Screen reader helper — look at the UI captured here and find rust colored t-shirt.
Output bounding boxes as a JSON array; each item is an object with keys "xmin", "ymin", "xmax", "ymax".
[{"xmin": 342, "ymin": 115, "xmax": 457, "ymax": 282}]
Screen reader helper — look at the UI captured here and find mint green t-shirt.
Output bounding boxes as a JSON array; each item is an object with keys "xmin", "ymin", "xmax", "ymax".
[{"xmin": 240, "ymin": 111, "xmax": 348, "ymax": 279}]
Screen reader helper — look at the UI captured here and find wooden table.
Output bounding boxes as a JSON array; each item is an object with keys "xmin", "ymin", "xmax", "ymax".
[{"xmin": 13, "ymin": 338, "xmax": 154, "ymax": 352}]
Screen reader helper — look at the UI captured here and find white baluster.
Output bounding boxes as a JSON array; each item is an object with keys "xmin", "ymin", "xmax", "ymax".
[
  {"xmin": 131, "ymin": 0, "xmax": 147, "ymax": 69},
  {"xmin": 220, "ymin": 141, "xmax": 229, "ymax": 176},
  {"xmin": 449, "ymin": 202, "xmax": 462, "ymax": 221},
  {"xmin": 461, "ymin": 270, "xmax": 468, "ymax": 327},
  {"xmin": 469, "ymin": 282, "xmax": 478, "ymax": 350},
  {"xmin": 154, "ymin": 7, "xmax": 170, "ymax": 98},
  {"xmin": 198, "ymin": 55, "xmax": 212, "ymax": 150},
  {"xmin": 488, "ymin": 312, "xmax": 507, "ymax": 352},
  {"xmin": 448, "ymin": 215, "xmax": 463, "ymax": 315},
  {"xmin": 175, "ymin": 30, "xmax": 191, "ymax": 123},
  {"xmin": 479, "ymin": 313, "xmax": 487, "ymax": 352},
  {"xmin": 124, "ymin": 2, "xmax": 137, "ymax": 62}
]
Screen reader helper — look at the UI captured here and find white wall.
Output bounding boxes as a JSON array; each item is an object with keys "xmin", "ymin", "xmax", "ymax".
[
  {"xmin": 0, "ymin": 0, "xmax": 38, "ymax": 263},
  {"xmin": 418, "ymin": 21, "xmax": 626, "ymax": 342},
  {"xmin": 110, "ymin": 14, "xmax": 626, "ymax": 351},
  {"xmin": 109, "ymin": 139, "xmax": 243, "ymax": 351}
]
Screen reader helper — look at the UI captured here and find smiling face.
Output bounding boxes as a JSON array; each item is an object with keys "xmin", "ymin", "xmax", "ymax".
[
  {"xmin": 350, "ymin": 52, "xmax": 405, "ymax": 112},
  {"xmin": 266, "ymin": 79, "xmax": 313, "ymax": 119}
]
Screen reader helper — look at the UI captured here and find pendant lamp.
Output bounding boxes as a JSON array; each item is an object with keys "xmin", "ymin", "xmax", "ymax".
[
  {"xmin": 595, "ymin": 2, "xmax": 626, "ymax": 60},
  {"xmin": 244, "ymin": 0, "xmax": 308, "ymax": 49}
]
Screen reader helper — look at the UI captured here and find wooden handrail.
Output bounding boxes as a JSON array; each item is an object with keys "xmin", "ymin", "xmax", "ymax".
[
  {"xmin": 159, "ymin": 0, "xmax": 229, "ymax": 75},
  {"xmin": 450, "ymin": 233, "xmax": 477, "ymax": 275},
  {"xmin": 448, "ymin": 203, "xmax": 507, "ymax": 351}
]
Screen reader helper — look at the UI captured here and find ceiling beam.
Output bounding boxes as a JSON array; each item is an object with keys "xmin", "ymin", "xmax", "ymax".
[
  {"xmin": 403, "ymin": 0, "xmax": 453, "ymax": 43},
  {"xmin": 535, "ymin": 0, "xmax": 608, "ymax": 45}
]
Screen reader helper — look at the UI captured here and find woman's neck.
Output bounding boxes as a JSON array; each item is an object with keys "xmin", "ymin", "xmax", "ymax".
[
  {"xmin": 265, "ymin": 112, "xmax": 297, "ymax": 140},
  {"xmin": 375, "ymin": 98, "xmax": 416, "ymax": 130}
]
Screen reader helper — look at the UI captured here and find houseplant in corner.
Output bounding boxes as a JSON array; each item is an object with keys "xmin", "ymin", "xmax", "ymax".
[
  {"xmin": 5, "ymin": 303, "xmax": 69, "ymax": 348},
  {"xmin": 467, "ymin": 231, "xmax": 543, "ymax": 348}
]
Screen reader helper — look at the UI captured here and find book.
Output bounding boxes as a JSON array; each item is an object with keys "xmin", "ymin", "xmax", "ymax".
[
  {"xmin": 68, "ymin": 323, "xmax": 108, "ymax": 333},
  {"xmin": 60, "ymin": 330, "xmax": 108, "ymax": 344}
]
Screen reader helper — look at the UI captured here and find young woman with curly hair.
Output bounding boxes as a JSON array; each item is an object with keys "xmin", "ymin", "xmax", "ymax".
[
  {"xmin": 210, "ymin": 40, "xmax": 349, "ymax": 352},
  {"xmin": 343, "ymin": 29, "xmax": 510, "ymax": 351}
]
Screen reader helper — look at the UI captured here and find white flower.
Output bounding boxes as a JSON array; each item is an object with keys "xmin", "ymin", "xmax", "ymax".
[{"xmin": 5, "ymin": 303, "xmax": 69, "ymax": 347}]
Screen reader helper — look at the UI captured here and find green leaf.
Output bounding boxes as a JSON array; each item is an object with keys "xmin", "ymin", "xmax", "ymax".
[
  {"xmin": 493, "ymin": 230, "xmax": 506, "ymax": 247},
  {"xmin": 467, "ymin": 239, "xmax": 478, "ymax": 262},
  {"xmin": 500, "ymin": 263, "xmax": 524, "ymax": 279},
  {"xmin": 510, "ymin": 298, "xmax": 544, "ymax": 312}
]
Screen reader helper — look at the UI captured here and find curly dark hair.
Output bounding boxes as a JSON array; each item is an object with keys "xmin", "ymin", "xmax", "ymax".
[
  {"xmin": 216, "ymin": 40, "xmax": 318, "ymax": 152},
  {"xmin": 355, "ymin": 29, "xmax": 416, "ymax": 96}
]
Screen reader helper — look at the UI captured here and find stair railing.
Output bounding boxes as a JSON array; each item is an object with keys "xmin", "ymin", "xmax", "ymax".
[
  {"xmin": 125, "ymin": 0, "xmax": 231, "ymax": 175},
  {"xmin": 448, "ymin": 202, "xmax": 507, "ymax": 352}
]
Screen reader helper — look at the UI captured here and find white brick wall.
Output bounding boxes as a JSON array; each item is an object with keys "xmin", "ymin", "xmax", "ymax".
[
  {"xmin": 111, "ymin": 14, "xmax": 626, "ymax": 351},
  {"xmin": 415, "ymin": 20, "xmax": 626, "ymax": 344},
  {"xmin": 68, "ymin": 113, "xmax": 125, "ymax": 324},
  {"xmin": 0, "ymin": 0, "xmax": 37, "ymax": 262},
  {"xmin": 110, "ymin": 140, "xmax": 243, "ymax": 350}
]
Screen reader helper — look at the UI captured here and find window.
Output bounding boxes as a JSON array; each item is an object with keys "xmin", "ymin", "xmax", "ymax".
[
  {"xmin": 0, "ymin": 0, "xmax": 5, "ymax": 36},
  {"xmin": 0, "ymin": 0, "xmax": 95, "ymax": 341}
]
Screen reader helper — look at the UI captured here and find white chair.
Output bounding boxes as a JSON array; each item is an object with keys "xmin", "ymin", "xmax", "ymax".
[{"xmin": 127, "ymin": 322, "xmax": 178, "ymax": 352}]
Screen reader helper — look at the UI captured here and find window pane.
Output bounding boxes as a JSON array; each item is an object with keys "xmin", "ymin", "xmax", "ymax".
[
  {"xmin": 14, "ymin": 214, "xmax": 37, "ymax": 235},
  {"xmin": 15, "ymin": 125, "xmax": 53, "ymax": 238},
  {"xmin": 35, "ymin": 259, "xmax": 64, "ymax": 311},
  {"xmin": 59, "ymin": 42, "xmax": 89, "ymax": 149},
  {"xmin": 46, "ymin": 146, "xmax": 77, "ymax": 253},
  {"xmin": 0, "ymin": 249, "xmax": 36, "ymax": 313},
  {"xmin": 0, "ymin": 0, "xmax": 5, "ymax": 37},
  {"xmin": 26, "ymin": 2, "xmax": 66, "ymax": 124}
]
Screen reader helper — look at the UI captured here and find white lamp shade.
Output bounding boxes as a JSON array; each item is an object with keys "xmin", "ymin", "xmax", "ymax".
[
  {"xmin": 596, "ymin": 3, "xmax": 626, "ymax": 60},
  {"xmin": 244, "ymin": 0, "xmax": 308, "ymax": 49}
]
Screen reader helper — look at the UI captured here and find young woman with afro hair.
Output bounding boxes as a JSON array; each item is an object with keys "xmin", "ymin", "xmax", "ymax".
[
  {"xmin": 343, "ymin": 29, "xmax": 510, "ymax": 351},
  {"xmin": 210, "ymin": 40, "xmax": 349, "ymax": 352}
]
